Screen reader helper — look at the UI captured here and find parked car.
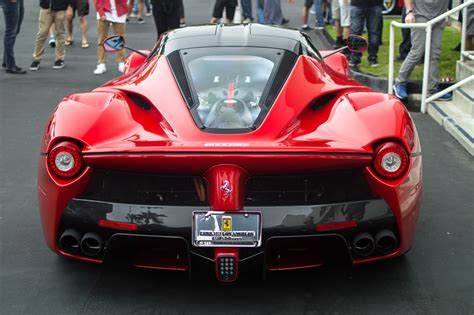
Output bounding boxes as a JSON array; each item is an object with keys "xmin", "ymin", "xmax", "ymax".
[
  {"xmin": 383, "ymin": 0, "xmax": 404, "ymax": 15},
  {"xmin": 38, "ymin": 24, "xmax": 422, "ymax": 282}
]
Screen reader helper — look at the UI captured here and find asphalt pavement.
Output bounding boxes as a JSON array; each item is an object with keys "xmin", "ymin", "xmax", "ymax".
[{"xmin": 1, "ymin": 1, "xmax": 473, "ymax": 314}]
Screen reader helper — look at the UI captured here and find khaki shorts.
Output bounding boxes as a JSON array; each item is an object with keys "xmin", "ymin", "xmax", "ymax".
[{"xmin": 332, "ymin": 0, "xmax": 350, "ymax": 27}]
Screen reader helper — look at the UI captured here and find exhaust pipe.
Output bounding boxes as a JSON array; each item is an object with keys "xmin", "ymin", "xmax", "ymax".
[
  {"xmin": 352, "ymin": 233, "xmax": 375, "ymax": 257},
  {"xmin": 59, "ymin": 229, "xmax": 81, "ymax": 254},
  {"xmin": 375, "ymin": 229, "xmax": 398, "ymax": 255},
  {"xmin": 80, "ymin": 232, "xmax": 104, "ymax": 257}
]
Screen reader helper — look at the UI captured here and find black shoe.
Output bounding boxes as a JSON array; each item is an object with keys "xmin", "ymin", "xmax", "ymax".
[
  {"xmin": 282, "ymin": 18, "xmax": 290, "ymax": 25},
  {"xmin": 2, "ymin": 62, "xmax": 5, "ymax": 68},
  {"xmin": 369, "ymin": 58, "xmax": 379, "ymax": 67},
  {"xmin": 6, "ymin": 65, "xmax": 27, "ymax": 74},
  {"xmin": 53, "ymin": 60, "xmax": 65, "ymax": 69},
  {"xmin": 349, "ymin": 58, "xmax": 360, "ymax": 67},
  {"xmin": 137, "ymin": 17, "xmax": 145, "ymax": 24},
  {"xmin": 29, "ymin": 60, "xmax": 40, "ymax": 71}
]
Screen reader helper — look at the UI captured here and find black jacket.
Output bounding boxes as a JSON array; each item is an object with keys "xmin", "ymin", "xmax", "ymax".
[
  {"xmin": 351, "ymin": 0, "xmax": 383, "ymax": 7},
  {"xmin": 40, "ymin": 0, "xmax": 72, "ymax": 11}
]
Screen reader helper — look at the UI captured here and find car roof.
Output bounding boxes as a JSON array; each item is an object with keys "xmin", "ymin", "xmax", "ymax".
[{"xmin": 161, "ymin": 24, "xmax": 303, "ymax": 55}]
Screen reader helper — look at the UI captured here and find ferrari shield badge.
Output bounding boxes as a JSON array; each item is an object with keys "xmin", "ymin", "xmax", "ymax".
[{"xmin": 222, "ymin": 216, "xmax": 232, "ymax": 232}]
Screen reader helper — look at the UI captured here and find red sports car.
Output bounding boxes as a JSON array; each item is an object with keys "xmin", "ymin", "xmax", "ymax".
[{"xmin": 38, "ymin": 24, "xmax": 422, "ymax": 282}]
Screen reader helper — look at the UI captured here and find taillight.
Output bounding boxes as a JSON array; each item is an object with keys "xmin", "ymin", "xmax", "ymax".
[
  {"xmin": 48, "ymin": 141, "xmax": 83, "ymax": 178},
  {"xmin": 373, "ymin": 142, "xmax": 409, "ymax": 179}
]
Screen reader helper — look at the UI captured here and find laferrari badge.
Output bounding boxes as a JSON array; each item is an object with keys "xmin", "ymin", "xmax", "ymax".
[
  {"xmin": 222, "ymin": 216, "xmax": 232, "ymax": 232},
  {"xmin": 220, "ymin": 180, "xmax": 233, "ymax": 198}
]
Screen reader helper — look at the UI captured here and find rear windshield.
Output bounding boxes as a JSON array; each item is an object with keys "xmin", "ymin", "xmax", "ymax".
[
  {"xmin": 187, "ymin": 55, "xmax": 274, "ymax": 129},
  {"xmin": 179, "ymin": 47, "xmax": 288, "ymax": 132}
]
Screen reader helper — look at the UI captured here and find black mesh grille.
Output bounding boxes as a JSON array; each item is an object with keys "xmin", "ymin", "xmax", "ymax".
[
  {"xmin": 80, "ymin": 170, "xmax": 208, "ymax": 206},
  {"xmin": 245, "ymin": 170, "xmax": 374, "ymax": 206}
]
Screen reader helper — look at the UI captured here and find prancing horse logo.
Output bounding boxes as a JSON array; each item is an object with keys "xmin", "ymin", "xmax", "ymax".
[{"xmin": 220, "ymin": 180, "xmax": 233, "ymax": 198}]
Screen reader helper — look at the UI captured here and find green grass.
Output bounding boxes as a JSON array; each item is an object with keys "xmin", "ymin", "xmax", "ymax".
[{"xmin": 326, "ymin": 19, "xmax": 461, "ymax": 80}]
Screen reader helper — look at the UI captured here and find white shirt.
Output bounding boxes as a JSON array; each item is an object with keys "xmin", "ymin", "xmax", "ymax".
[{"xmin": 96, "ymin": 0, "xmax": 127, "ymax": 23}]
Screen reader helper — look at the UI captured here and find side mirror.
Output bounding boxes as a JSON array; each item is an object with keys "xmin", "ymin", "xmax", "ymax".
[
  {"xmin": 346, "ymin": 35, "xmax": 368, "ymax": 53},
  {"xmin": 103, "ymin": 35, "xmax": 125, "ymax": 52}
]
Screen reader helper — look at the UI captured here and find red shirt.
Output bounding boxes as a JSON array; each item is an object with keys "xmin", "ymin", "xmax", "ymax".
[{"xmin": 94, "ymin": 0, "xmax": 128, "ymax": 18}]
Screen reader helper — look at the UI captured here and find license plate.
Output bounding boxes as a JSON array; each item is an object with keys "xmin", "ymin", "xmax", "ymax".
[{"xmin": 192, "ymin": 211, "xmax": 262, "ymax": 247}]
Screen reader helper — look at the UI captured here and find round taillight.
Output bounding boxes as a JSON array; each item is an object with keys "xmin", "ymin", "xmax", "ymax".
[
  {"xmin": 373, "ymin": 142, "xmax": 409, "ymax": 179},
  {"xmin": 48, "ymin": 142, "xmax": 83, "ymax": 178}
]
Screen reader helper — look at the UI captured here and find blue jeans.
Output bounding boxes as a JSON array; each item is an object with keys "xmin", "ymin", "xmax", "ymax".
[
  {"xmin": 132, "ymin": 0, "xmax": 151, "ymax": 14},
  {"xmin": 314, "ymin": 0, "xmax": 325, "ymax": 27},
  {"xmin": 2, "ymin": 0, "xmax": 24, "ymax": 69},
  {"xmin": 241, "ymin": 0, "xmax": 252, "ymax": 20},
  {"xmin": 257, "ymin": 0, "xmax": 264, "ymax": 23},
  {"xmin": 350, "ymin": 5, "xmax": 383, "ymax": 62}
]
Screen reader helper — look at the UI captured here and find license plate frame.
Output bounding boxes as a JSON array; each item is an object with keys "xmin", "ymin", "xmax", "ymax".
[{"xmin": 192, "ymin": 211, "xmax": 262, "ymax": 248}]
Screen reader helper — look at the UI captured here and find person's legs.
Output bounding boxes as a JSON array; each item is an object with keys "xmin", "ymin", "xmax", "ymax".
[
  {"xmin": 152, "ymin": 0, "xmax": 169, "ymax": 39},
  {"xmin": 53, "ymin": 10, "xmax": 67, "ymax": 62},
  {"xmin": 314, "ymin": 0, "xmax": 325, "ymax": 28},
  {"xmin": 97, "ymin": 19, "xmax": 109, "ymax": 64},
  {"xmin": 241, "ymin": 0, "xmax": 253, "ymax": 21},
  {"xmin": 399, "ymin": 8, "xmax": 412, "ymax": 60},
  {"xmin": 137, "ymin": 0, "xmax": 144, "ymax": 20},
  {"xmin": 349, "ymin": 5, "xmax": 365, "ymax": 64},
  {"xmin": 211, "ymin": 0, "xmax": 225, "ymax": 23},
  {"xmin": 3, "ymin": 0, "xmax": 19, "ymax": 69},
  {"xmin": 166, "ymin": 1, "xmax": 181, "ymax": 30},
  {"xmin": 396, "ymin": 17, "xmax": 429, "ymax": 85},
  {"xmin": 33, "ymin": 8, "xmax": 54, "ymax": 62},
  {"xmin": 366, "ymin": 5, "xmax": 382, "ymax": 64},
  {"xmin": 339, "ymin": 0, "xmax": 350, "ymax": 39},
  {"xmin": 264, "ymin": 0, "xmax": 283, "ymax": 25},
  {"xmin": 225, "ymin": 3, "xmax": 237, "ymax": 22},
  {"xmin": 428, "ymin": 22, "xmax": 444, "ymax": 92},
  {"xmin": 257, "ymin": 0, "xmax": 265, "ymax": 23},
  {"xmin": 112, "ymin": 22, "xmax": 126, "ymax": 63},
  {"xmin": 76, "ymin": 0, "xmax": 89, "ymax": 45},
  {"xmin": 302, "ymin": 0, "xmax": 313, "ymax": 28}
]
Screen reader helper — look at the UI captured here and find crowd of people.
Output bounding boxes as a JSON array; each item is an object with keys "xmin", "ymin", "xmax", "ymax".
[{"xmin": 1, "ymin": 0, "xmax": 473, "ymax": 100}]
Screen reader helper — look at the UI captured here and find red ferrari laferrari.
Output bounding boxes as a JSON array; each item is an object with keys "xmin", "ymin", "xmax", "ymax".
[{"xmin": 38, "ymin": 24, "xmax": 422, "ymax": 282}]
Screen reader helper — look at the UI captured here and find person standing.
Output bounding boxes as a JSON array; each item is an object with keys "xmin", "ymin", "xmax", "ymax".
[
  {"xmin": 264, "ymin": 0, "xmax": 293, "ymax": 25},
  {"xmin": 393, "ymin": 0, "xmax": 452, "ymax": 100},
  {"xmin": 328, "ymin": 0, "xmax": 350, "ymax": 47},
  {"xmin": 66, "ymin": 0, "xmax": 90, "ymax": 48},
  {"xmin": 93, "ymin": 0, "xmax": 127, "ymax": 74},
  {"xmin": 241, "ymin": 0, "xmax": 253, "ymax": 23},
  {"xmin": 349, "ymin": 0, "xmax": 383, "ymax": 67},
  {"xmin": 128, "ymin": 0, "xmax": 144, "ymax": 24},
  {"xmin": 210, "ymin": 0, "xmax": 237, "ymax": 24},
  {"xmin": 2, "ymin": 0, "xmax": 26, "ymax": 74},
  {"xmin": 151, "ymin": 0, "xmax": 182, "ymax": 39},
  {"xmin": 29, "ymin": 0, "xmax": 73, "ymax": 71}
]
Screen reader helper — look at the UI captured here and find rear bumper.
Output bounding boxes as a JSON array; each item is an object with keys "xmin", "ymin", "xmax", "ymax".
[{"xmin": 57, "ymin": 198, "xmax": 397, "ymax": 265}]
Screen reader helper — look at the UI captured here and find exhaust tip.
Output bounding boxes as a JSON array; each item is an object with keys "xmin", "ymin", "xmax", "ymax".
[
  {"xmin": 80, "ymin": 232, "xmax": 104, "ymax": 257},
  {"xmin": 375, "ymin": 229, "xmax": 398, "ymax": 255},
  {"xmin": 352, "ymin": 233, "xmax": 375, "ymax": 257},
  {"xmin": 59, "ymin": 229, "xmax": 81, "ymax": 254}
]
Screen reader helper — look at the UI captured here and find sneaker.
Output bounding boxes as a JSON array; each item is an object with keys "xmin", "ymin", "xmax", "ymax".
[
  {"xmin": 130, "ymin": 13, "xmax": 137, "ymax": 18},
  {"xmin": 431, "ymin": 89, "xmax": 453, "ymax": 101},
  {"xmin": 243, "ymin": 18, "xmax": 252, "ymax": 24},
  {"xmin": 393, "ymin": 83, "xmax": 408, "ymax": 99},
  {"xmin": 137, "ymin": 18, "xmax": 145, "ymax": 24},
  {"xmin": 369, "ymin": 58, "xmax": 379, "ymax": 68},
  {"xmin": 48, "ymin": 35, "xmax": 56, "ymax": 48},
  {"xmin": 53, "ymin": 60, "xmax": 65, "ymax": 69},
  {"xmin": 145, "ymin": 10, "xmax": 152, "ymax": 17},
  {"xmin": 333, "ymin": 38, "xmax": 345, "ymax": 49},
  {"xmin": 118, "ymin": 62, "xmax": 125, "ymax": 73},
  {"xmin": 94, "ymin": 63, "xmax": 107, "ymax": 75},
  {"xmin": 282, "ymin": 18, "xmax": 290, "ymax": 25},
  {"xmin": 348, "ymin": 57, "xmax": 360, "ymax": 67},
  {"xmin": 315, "ymin": 26, "xmax": 325, "ymax": 30},
  {"xmin": 126, "ymin": 17, "xmax": 130, "ymax": 23},
  {"xmin": 29, "ymin": 60, "xmax": 40, "ymax": 71},
  {"xmin": 180, "ymin": 22, "xmax": 187, "ymax": 27},
  {"xmin": 6, "ymin": 65, "xmax": 27, "ymax": 74},
  {"xmin": 301, "ymin": 24, "xmax": 312, "ymax": 31}
]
